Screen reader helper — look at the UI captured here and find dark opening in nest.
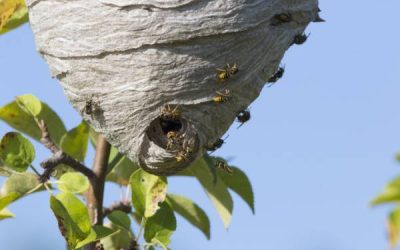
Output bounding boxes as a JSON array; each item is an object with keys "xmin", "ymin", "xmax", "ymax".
[{"xmin": 159, "ymin": 118, "xmax": 182, "ymax": 134}]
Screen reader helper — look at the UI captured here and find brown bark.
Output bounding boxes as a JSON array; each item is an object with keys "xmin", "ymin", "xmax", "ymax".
[{"xmin": 85, "ymin": 135, "xmax": 111, "ymax": 250}]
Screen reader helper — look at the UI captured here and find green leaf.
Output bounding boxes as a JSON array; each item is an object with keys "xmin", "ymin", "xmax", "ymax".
[
  {"xmin": 166, "ymin": 194, "xmax": 210, "ymax": 239},
  {"xmin": 144, "ymin": 203, "xmax": 176, "ymax": 248},
  {"xmin": 188, "ymin": 158, "xmax": 233, "ymax": 229},
  {"xmin": 0, "ymin": 96, "xmax": 66, "ymax": 145},
  {"xmin": 387, "ymin": 206, "xmax": 400, "ymax": 248},
  {"xmin": 371, "ymin": 176, "xmax": 400, "ymax": 206},
  {"xmin": 103, "ymin": 211, "xmax": 134, "ymax": 250},
  {"xmin": 60, "ymin": 121, "xmax": 89, "ymax": 162},
  {"xmin": 131, "ymin": 212, "xmax": 142, "ymax": 225},
  {"xmin": 0, "ymin": 192, "xmax": 19, "ymax": 211},
  {"xmin": 1, "ymin": 172, "xmax": 41, "ymax": 197},
  {"xmin": 130, "ymin": 169, "xmax": 167, "ymax": 218},
  {"xmin": 57, "ymin": 172, "xmax": 90, "ymax": 194},
  {"xmin": 0, "ymin": 102, "xmax": 39, "ymax": 140},
  {"xmin": 0, "ymin": 132, "xmax": 35, "ymax": 172},
  {"xmin": 0, "ymin": 3, "xmax": 27, "ymax": 35},
  {"xmin": 55, "ymin": 121, "xmax": 89, "ymax": 177},
  {"xmin": 0, "ymin": 160, "xmax": 14, "ymax": 176},
  {"xmin": 107, "ymin": 155, "xmax": 139, "ymax": 186},
  {"xmin": 396, "ymin": 153, "xmax": 400, "ymax": 163},
  {"xmin": 50, "ymin": 193, "xmax": 92, "ymax": 248},
  {"xmin": 75, "ymin": 225, "xmax": 119, "ymax": 249},
  {"xmin": 101, "ymin": 222, "xmax": 133, "ymax": 250},
  {"xmin": 107, "ymin": 147, "xmax": 125, "ymax": 172},
  {"xmin": 15, "ymin": 94, "xmax": 42, "ymax": 117},
  {"xmin": 203, "ymin": 155, "xmax": 218, "ymax": 184},
  {"xmin": 0, "ymin": 208, "xmax": 15, "ymax": 221},
  {"xmin": 0, "ymin": 0, "xmax": 27, "ymax": 35},
  {"xmin": 215, "ymin": 162, "xmax": 255, "ymax": 213},
  {"xmin": 108, "ymin": 210, "xmax": 131, "ymax": 231}
]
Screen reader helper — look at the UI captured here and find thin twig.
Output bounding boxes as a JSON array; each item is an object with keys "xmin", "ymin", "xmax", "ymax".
[
  {"xmin": 40, "ymin": 151, "xmax": 96, "ymax": 181},
  {"xmin": 37, "ymin": 120, "xmax": 59, "ymax": 154},
  {"xmin": 29, "ymin": 164, "xmax": 41, "ymax": 176},
  {"xmin": 102, "ymin": 201, "xmax": 132, "ymax": 218},
  {"xmin": 36, "ymin": 120, "xmax": 96, "ymax": 182}
]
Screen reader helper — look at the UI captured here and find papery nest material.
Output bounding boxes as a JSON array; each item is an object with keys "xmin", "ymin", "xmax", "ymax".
[{"xmin": 27, "ymin": 0, "xmax": 322, "ymax": 175}]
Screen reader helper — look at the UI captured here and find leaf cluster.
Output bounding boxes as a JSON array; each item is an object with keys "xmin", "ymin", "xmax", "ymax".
[
  {"xmin": 0, "ymin": 5, "xmax": 255, "ymax": 248},
  {"xmin": 0, "ymin": 94, "xmax": 255, "ymax": 249}
]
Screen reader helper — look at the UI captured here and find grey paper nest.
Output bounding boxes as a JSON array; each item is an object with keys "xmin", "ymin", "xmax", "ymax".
[{"xmin": 27, "ymin": 0, "xmax": 321, "ymax": 175}]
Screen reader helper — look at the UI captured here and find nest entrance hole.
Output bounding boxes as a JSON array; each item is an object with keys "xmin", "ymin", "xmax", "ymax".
[
  {"xmin": 146, "ymin": 116, "xmax": 184, "ymax": 149},
  {"xmin": 160, "ymin": 118, "xmax": 182, "ymax": 134}
]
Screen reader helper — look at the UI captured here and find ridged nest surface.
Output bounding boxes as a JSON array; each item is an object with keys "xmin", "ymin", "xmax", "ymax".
[{"xmin": 27, "ymin": 0, "xmax": 321, "ymax": 175}]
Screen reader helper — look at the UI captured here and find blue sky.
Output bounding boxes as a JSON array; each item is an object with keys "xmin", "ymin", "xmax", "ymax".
[{"xmin": 1, "ymin": 1, "xmax": 400, "ymax": 249}]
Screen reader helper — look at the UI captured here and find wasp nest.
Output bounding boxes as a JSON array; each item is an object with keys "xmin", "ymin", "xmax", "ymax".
[{"xmin": 27, "ymin": 0, "xmax": 322, "ymax": 175}]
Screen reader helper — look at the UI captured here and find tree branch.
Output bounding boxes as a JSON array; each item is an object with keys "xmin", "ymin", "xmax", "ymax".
[
  {"xmin": 86, "ymin": 135, "xmax": 111, "ymax": 225},
  {"xmin": 85, "ymin": 135, "xmax": 111, "ymax": 250},
  {"xmin": 102, "ymin": 201, "xmax": 132, "ymax": 218},
  {"xmin": 36, "ymin": 120, "xmax": 96, "ymax": 182}
]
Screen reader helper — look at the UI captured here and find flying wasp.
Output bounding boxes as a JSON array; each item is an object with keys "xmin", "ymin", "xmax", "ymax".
[
  {"xmin": 213, "ymin": 89, "xmax": 231, "ymax": 103},
  {"xmin": 292, "ymin": 33, "xmax": 310, "ymax": 45},
  {"xmin": 215, "ymin": 159, "xmax": 234, "ymax": 174},
  {"xmin": 270, "ymin": 13, "xmax": 292, "ymax": 26},
  {"xmin": 267, "ymin": 66, "xmax": 285, "ymax": 85},
  {"xmin": 160, "ymin": 104, "xmax": 181, "ymax": 121},
  {"xmin": 216, "ymin": 63, "xmax": 239, "ymax": 81},
  {"xmin": 236, "ymin": 109, "xmax": 251, "ymax": 128}
]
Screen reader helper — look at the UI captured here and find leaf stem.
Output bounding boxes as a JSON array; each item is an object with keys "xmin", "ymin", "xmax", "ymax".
[
  {"xmin": 44, "ymin": 183, "xmax": 53, "ymax": 195},
  {"xmin": 136, "ymin": 217, "xmax": 147, "ymax": 242},
  {"xmin": 29, "ymin": 164, "xmax": 40, "ymax": 176}
]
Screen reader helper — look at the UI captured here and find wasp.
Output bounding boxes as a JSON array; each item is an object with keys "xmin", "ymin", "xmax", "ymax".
[
  {"xmin": 216, "ymin": 63, "xmax": 239, "ymax": 80},
  {"xmin": 175, "ymin": 146, "xmax": 193, "ymax": 162},
  {"xmin": 175, "ymin": 151, "xmax": 188, "ymax": 162},
  {"xmin": 213, "ymin": 89, "xmax": 231, "ymax": 103},
  {"xmin": 81, "ymin": 97, "xmax": 100, "ymax": 116},
  {"xmin": 166, "ymin": 131, "xmax": 184, "ymax": 150},
  {"xmin": 267, "ymin": 66, "xmax": 285, "ymax": 84},
  {"xmin": 205, "ymin": 136, "xmax": 228, "ymax": 152},
  {"xmin": 237, "ymin": 109, "xmax": 251, "ymax": 128},
  {"xmin": 270, "ymin": 13, "xmax": 292, "ymax": 26},
  {"xmin": 167, "ymin": 131, "xmax": 178, "ymax": 139},
  {"xmin": 292, "ymin": 33, "xmax": 310, "ymax": 45},
  {"xmin": 161, "ymin": 104, "xmax": 181, "ymax": 121},
  {"xmin": 215, "ymin": 159, "xmax": 234, "ymax": 174}
]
